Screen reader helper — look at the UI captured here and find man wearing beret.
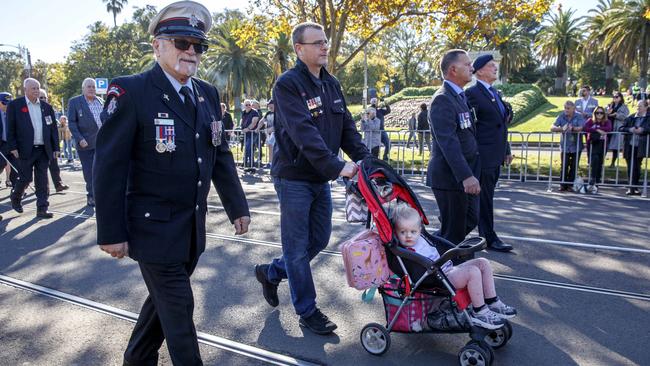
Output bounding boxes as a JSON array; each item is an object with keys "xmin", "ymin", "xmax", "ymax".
[
  {"xmin": 93, "ymin": 1, "xmax": 250, "ymax": 364},
  {"xmin": 427, "ymin": 49, "xmax": 480, "ymax": 245},
  {"xmin": 466, "ymin": 54, "xmax": 514, "ymax": 252}
]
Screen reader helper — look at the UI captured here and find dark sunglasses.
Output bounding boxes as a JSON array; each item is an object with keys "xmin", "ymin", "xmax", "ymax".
[
  {"xmin": 595, "ymin": 112, "xmax": 605, "ymax": 115},
  {"xmin": 0, "ymin": 101, "xmax": 9, "ymax": 105},
  {"xmin": 39, "ymin": 97, "xmax": 47, "ymax": 101},
  {"xmin": 159, "ymin": 37, "xmax": 209, "ymax": 54}
]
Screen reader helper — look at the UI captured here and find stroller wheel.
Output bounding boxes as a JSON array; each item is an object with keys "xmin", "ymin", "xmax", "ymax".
[
  {"xmin": 484, "ymin": 320, "xmax": 512, "ymax": 349},
  {"xmin": 360, "ymin": 323, "xmax": 391, "ymax": 356},
  {"xmin": 458, "ymin": 342, "xmax": 491, "ymax": 366}
]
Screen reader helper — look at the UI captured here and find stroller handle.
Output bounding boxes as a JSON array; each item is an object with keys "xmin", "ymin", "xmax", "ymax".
[{"xmin": 435, "ymin": 237, "xmax": 487, "ymax": 267}]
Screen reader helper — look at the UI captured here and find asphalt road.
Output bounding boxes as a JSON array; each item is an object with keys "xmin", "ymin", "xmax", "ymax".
[{"xmin": 0, "ymin": 163, "xmax": 648, "ymax": 365}]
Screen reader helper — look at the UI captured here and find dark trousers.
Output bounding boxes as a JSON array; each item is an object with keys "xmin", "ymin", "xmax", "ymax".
[
  {"xmin": 418, "ymin": 132, "xmax": 431, "ymax": 154},
  {"xmin": 589, "ymin": 142, "xmax": 605, "ymax": 185},
  {"xmin": 478, "ymin": 166, "xmax": 500, "ymax": 244},
  {"xmin": 381, "ymin": 131, "xmax": 391, "ymax": 160},
  {"xmin": 268, "ymin": 178, "xmax": 332, "ymax": 317},
  {"xmin": 432, "ymin": 188, "xmax": 479, "ymax": 245},
  {"xmin": 11, "ymin": 147, "xmax": 50, "ymax": 210},
  {"xmin": 560, "ymin": 152, "xmax": 579, "ymax": 189},
  {"xmin": 77, "ymin": 149, "xmax": 95, "ymax": 198},
  {"xmin": 124, "ymin": 234, "xmax": 202, "ymax": 366},
  {"xmin": 49, "ymin": 157, "xmax": 63, "ymax": 186},
  {"xmin": 0, "ymin": 143, "xmax": 17, "ymax": 186},
  {"xmin": 625, "ymin": 156, "xmax": 644, "ymax": 188}
]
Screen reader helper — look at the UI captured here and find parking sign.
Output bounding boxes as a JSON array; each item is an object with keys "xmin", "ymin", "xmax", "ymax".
[{"xmin": 96, "ymin": 78, "xmax": 108, "ymax": 94}]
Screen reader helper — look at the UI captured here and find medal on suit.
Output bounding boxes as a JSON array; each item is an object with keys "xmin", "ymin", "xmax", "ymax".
[
  {"xmin": 154, "ymin": 118, "xmax": 175, "ymax": 153},
  {"xmin": 210, "ymin": 116, "xmax": 222, "ymax": 147}
]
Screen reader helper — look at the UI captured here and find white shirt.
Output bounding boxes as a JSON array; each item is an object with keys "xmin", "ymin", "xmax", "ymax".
[
  {"xmin": 161, "ymin": 66, "xmax": 195, "ymax": 104},
  {"xmin": 412, "ymin": 236, "xmax": 453, "ymax": 273},
  {"xmin": 26, "ymin": 97, "xmax": 44, "ymax": 145}
]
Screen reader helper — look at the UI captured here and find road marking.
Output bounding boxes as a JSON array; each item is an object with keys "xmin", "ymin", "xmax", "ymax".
[{"xmin": 0, "ymin": 274, "xmax": 321, "ymax": 366}]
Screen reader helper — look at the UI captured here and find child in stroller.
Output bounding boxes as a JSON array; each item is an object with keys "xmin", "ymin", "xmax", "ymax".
[{"xmin": 391, "ymin": 203, "xmax": 516, "ymax": 330}]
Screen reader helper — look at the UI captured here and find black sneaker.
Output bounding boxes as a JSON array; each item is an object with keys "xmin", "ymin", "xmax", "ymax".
[
  {"xmin": 255, "ymin": 264, "xmax": 279, "ymax": 307},
  {"xmin": 299, "ymin": 309, "xmax": 337, "ymax": 335}
]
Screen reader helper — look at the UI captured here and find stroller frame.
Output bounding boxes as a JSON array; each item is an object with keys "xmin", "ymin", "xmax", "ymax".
[{"xmin": 351, "ymin": 157, "xmax": 512, "ymax": 365}]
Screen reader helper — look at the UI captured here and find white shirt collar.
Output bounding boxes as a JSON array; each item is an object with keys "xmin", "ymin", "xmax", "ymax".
[
  {"xmin": 160, "ymin": 65, "xmax": 193, "ymax": 94},
  {"xmin": 26, "ymin": 97, "xmax": 40, "ymax": 106},
  {"xmin": 477, "ymin": 79, "xmax": 492, "ymax": 91}
]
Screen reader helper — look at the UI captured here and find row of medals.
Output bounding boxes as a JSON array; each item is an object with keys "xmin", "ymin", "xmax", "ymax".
[{"xmin": 156, "ymin": 139, "xmax": 176, "ymax": 153}]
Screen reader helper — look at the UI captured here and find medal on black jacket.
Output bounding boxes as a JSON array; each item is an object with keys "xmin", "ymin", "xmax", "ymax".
[
  {"xmin": 154, "ymin": 118, "xmax": 175, "ymax": 153},
  {"xmin": 210, "ymin": 116, "xmax": 222, "ymax": 146}
]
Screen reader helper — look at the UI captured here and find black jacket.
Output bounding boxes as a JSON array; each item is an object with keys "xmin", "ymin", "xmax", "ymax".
[
  {"xmin": 94, "ymin": 63, "xmax": 249, "ymax": 263},
  {"xmin": 466, "ymin": 82, "xmax": 512, "ymax": 169},
  {"xmin": 426, "ymin": 81, "xmax": 480, "ymax": 190},
  {"xmin": 619, "ymin": 114, "xmax": 650, "ymax": 159},
  {"xmin": 6, "ymin": 96, "xmax": 59, "ymax": 160},
  {"xmin": 271, "ymin": 59, "xmax": 370, "ymax": 182}
]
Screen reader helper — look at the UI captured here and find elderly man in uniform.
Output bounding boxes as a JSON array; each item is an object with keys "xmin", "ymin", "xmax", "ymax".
[
  {"xmin": 426, "ymin": 49, "xmax": 480, "ymax": 246},
  {"xmin": 6, "ymin": 78, "xmax": 59, "ymax": 219},
  {"xmin": 67, "ymin": 78, "xmax": 104, "ymax": 207},
  {"xmin": 94, "ymin": 2, "xmax": 250, "ymax": 365},
  {"xmin": 466, "ymin": 55, "xmax": 513, "ymax": 252},
  {"xmin": 254, "ymin": 22, "xmax": 370, "ymax": 335}
]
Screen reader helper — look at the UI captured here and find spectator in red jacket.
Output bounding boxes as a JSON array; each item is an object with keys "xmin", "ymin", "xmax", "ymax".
[{"xmin": 583, "ymin": 106, "xmax": 612, "ymax": 192}]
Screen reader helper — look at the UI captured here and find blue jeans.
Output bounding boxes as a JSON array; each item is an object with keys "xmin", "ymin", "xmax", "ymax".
[
  {"xmin": 63, "ymin": 139, "xmax": 74, "ymax": 160},
  {"xmin": 267, "ymin": 178, "xmax": 332, "ymax": 317},
  {"xmin": 243, "ymin": 133, "xmax": 258, "ymax": 168},
  {"xmin": 77, "ymin": 148, "xmax": 95, "ymax": 198}
]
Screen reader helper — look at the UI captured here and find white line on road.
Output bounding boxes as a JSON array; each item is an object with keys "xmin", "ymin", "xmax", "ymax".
[{"xmin": 0, "ymin": 274, "xmax": 321, "ymax": 366}]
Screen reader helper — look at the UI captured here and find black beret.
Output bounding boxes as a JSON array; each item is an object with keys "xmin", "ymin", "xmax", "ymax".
[{"xmin": 472, "ymin": 54, "xmax": 494, "ymax": 74}]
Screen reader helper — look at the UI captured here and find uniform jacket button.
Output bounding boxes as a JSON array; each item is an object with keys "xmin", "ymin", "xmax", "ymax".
[
  {"xmin": 197, "ymin": 181, "xmax": 202, "ymax": 187},
  {"xmin": 197, "ymin": 157, "xmax": 202, "ymax": 164},
  {"xmin": 195, "ymin": 205, "xmax": 199, "ymax": 211},
  {"xmin": 195, "ymin": 133, "xmax": 200, "ymax": 139},
  {"xmin": 144, "ymin": 212, "xmax": 150, "ymax": 218}
]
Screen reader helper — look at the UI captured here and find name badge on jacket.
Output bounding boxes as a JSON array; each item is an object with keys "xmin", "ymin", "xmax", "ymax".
[{"xmin": 45, "ymin": 116, "xmax": 53, "ymax": 125}]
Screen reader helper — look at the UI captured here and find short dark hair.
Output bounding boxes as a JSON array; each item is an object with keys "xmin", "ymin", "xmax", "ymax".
[
  {"xmin": 420, "ymin": 103, "xmax": 427, "ymax": 111},
  {"xmin": 292, "ymin": 22, "xmax": 324, "ymax": 46},
  {"xmin": 440, "ymin": 49, "xmax": 467, "ymax": 77}
]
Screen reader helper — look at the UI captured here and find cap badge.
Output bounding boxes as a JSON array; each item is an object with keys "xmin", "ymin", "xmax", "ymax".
[{"xmin": 189, "ymin": 14, "xmax": 199, "ymax": 28}]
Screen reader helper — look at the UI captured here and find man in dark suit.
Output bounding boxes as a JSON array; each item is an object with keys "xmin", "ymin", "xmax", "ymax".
[
  {"xmin": 94, "ymin": 2, "xmax": 250, "ymax": 365},
  {"xmin": 67, "ymin": 78, "xmax": 103, "ymax": 207},
  {"xmin": 426, "ymin": 49, "xmax": 480, "ymax": 245},
  {"xmin": 0, "ymin": 92, "xmax": 12, "ymax": 222},
  {"xmin": 466, "ymin": 55, "xmax": 514, "ymax": 252},
  {"xmin": 6, "ymin": 78, "xmax": 59, "ymax": 219},
  {"xmin": 39, "ymin": 89, "xmax": 70, "ymax": 194}
]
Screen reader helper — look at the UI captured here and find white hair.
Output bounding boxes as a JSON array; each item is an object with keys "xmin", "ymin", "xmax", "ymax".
[
  {"xmin": 39, "ymin": 88, "xmax": 48, "ymax": 97},
  {"xmin": 82, "ymin": 78, "xmax": 96, "ymax": 89},
  {"xmin": 23, "ymin": 78, "xmax": 40, "ymax": 88}
]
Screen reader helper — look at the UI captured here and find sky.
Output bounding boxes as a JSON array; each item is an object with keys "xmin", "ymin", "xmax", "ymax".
[{"xmin": 1, "ymin": 0, "xmax": 600, "ymax": 64}]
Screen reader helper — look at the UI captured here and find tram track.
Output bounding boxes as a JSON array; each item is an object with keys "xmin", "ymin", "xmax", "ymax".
[{"xmin": 1, "ymin": 203, "xmax": 649, "ymax": 302}]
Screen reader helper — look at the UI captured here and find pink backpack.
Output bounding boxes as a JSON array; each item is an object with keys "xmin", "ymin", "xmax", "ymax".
[{"xmin": 341, "ymin": 229, "xmax": 390, "ymax": 290}]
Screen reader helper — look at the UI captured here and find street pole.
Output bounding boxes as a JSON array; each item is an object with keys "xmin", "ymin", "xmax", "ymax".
[{"xmin": 363, "ymin": 45, "xmax": 368, "ymax": 110}]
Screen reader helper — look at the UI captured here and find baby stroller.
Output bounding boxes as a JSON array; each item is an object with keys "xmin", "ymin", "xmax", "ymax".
[{"xmin": 350, "ymin": 157, "xmax": 513, "ymax": 365}]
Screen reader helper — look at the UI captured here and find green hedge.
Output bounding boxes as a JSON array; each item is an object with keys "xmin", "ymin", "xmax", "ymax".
[{"xmin": 503, "ymin": 86, "xmax": 547, "ymax": 124}]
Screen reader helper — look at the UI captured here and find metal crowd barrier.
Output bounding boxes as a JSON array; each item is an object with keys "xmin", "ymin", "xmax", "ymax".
[{"xmin": 225, "ymin": 127, "xmax": 648, "ymax": 197}]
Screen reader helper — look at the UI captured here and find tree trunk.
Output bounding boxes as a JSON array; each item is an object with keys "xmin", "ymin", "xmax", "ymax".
[
  {"xmin": 640, "ymin": 24, "xmax": 648, "ymax": 90},
  {"xmin": 113, "ymin": 12, "xmax": 117, "ymax": 28},
  {"xmin": 555, "ymin": 51, "xmax": 567, "ymax": 94}
]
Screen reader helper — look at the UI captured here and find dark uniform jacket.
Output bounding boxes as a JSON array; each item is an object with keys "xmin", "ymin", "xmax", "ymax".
[
  {"xmin": 94, "ymin": 63, "xmax": 249, "ymax": 263},
  {"xmin": 271, "ymin": 59, "xmax": 370, "ymax": 182},
  {"xmin": 466, "ymin": 82, "xmax": 512, "ymax": 169},
  {"xmin": 6, "ymin": 96, "xmax": 59, "ymax": 160},
  {"xmin": 371, "ymin": 103, "xmax": 391, "ymax": 130},
  {"xmin": 426, "ymin": 81, "xmax": 480, "ymax": 190},
  {"xmin": 619, "ymin": 114, "xmax": 650, "ymax": 158},
  {"xmin": 67, "ymin": 94, "xmax": 102, "ymax": 150}
]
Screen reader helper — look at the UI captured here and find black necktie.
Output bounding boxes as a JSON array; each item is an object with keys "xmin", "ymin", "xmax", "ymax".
[
  {"xmin": 180, "ymin": 86, "xmax": 196, "ymax": 122},
  {"xmin": 489, "ymin": 86, "xmax": 506, "ymax": 117}
]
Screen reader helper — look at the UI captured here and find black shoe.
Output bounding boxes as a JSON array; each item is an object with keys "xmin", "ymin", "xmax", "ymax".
[
  {"xmin": 11, "ymin": 197, "xmax": 23, "ymax": 213},
  {"xmin": 299, "ymin": 309, "xmax": 337, "ymax": 335},
  {"xmin": 255, "ymin": 264, "xmax": 279, "ymax": 307},
  {"xmin": 488, "ymin": 240, "xmax": 513, "ymax": 252},
  {"xmin": 5, "ymin": 181, "xmax": 11, "ymax": 188},
  {"xmin": 36, "ymin": 210, "xmax": 53, "ymax": 219},
  {"xmin": 87, "ymin": 197, "xmax": 95, "ymax": 207},
  {"xmin": 0, "ymin": 215, "xmax": 3, "ymax": 221},
  {"xmin": 55, "ymin": 183, "xmax": 69, "ymax": 192}
]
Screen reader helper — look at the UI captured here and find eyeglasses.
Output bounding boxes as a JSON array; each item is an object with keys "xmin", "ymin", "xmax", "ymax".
[
  {"xmin": 595, "ymin": 112, "xmax": 605, "ymax": 115},
  {"xmin": 158, "ymin": 37, "xmax": 209, "ymax": 54},
  {"xmin": 298, "ymin": 39, "xmax": 329, "ymax": 48},
  {"xmin": 39, "ymin": 97, "xmax": 47, "ymax": 101}
]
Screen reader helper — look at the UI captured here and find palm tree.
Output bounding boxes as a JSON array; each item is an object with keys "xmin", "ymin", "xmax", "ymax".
[
  {"xmin": 203, "ymin": 18, "xmax": 272, "ymax": 116},
  {"xmin": 535, "ymin": 6, "xmax": 585, "ymax": 94},
  {"xmin": 270, "ymin": 32, "xmax": 293, "ymax": 77},
  {"xmin": 103, "ymin": 0, "xmax": 128, "ymax": 27},
  {"xmin": 601, "ymin": 0, "xmax": 650, "ymax": 88},
  {"xmin": 586, "ymin": 0, "xmax": 622, "ymax": 93},
  {"xmin": 489, "ymin": 21, "xmax": 534, "ymax": 83}
]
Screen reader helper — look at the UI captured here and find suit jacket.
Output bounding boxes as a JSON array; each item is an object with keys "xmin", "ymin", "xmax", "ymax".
[
  {"xmin": 94, "ymin": 63, "xmax": 250, "ymax": 263},
  {"xmin": 67, "ymin": 95, "xmax": 102, "ymax": 150},
  {"xmin": 426, "ymin": 82, "xmax": 479, "ymax": 190},
  {"xmin": 466, "ymin": 82, "xmax": 511, "ymax": 169},
  {"xmin": 6, "ymin": 96, "xmax": 59, "ymax": 160},
  {"xmin": 619, "ymin": 114, "xmax": 650, "ymax": 159}
]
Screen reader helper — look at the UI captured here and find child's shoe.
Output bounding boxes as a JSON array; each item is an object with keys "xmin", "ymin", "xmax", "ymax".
[
  {"xmin": 469, "ymin": 308, "xmax": 505, "ymax": 329},
  {"xmin": 488, "ymin": 300, "xmax": 517, "ymax": 319}
]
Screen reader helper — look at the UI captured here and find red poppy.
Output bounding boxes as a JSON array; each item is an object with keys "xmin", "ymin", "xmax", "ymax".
[{"xmin": 21, "ymin": 106, "xmax": 28, "ymax": 113}]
